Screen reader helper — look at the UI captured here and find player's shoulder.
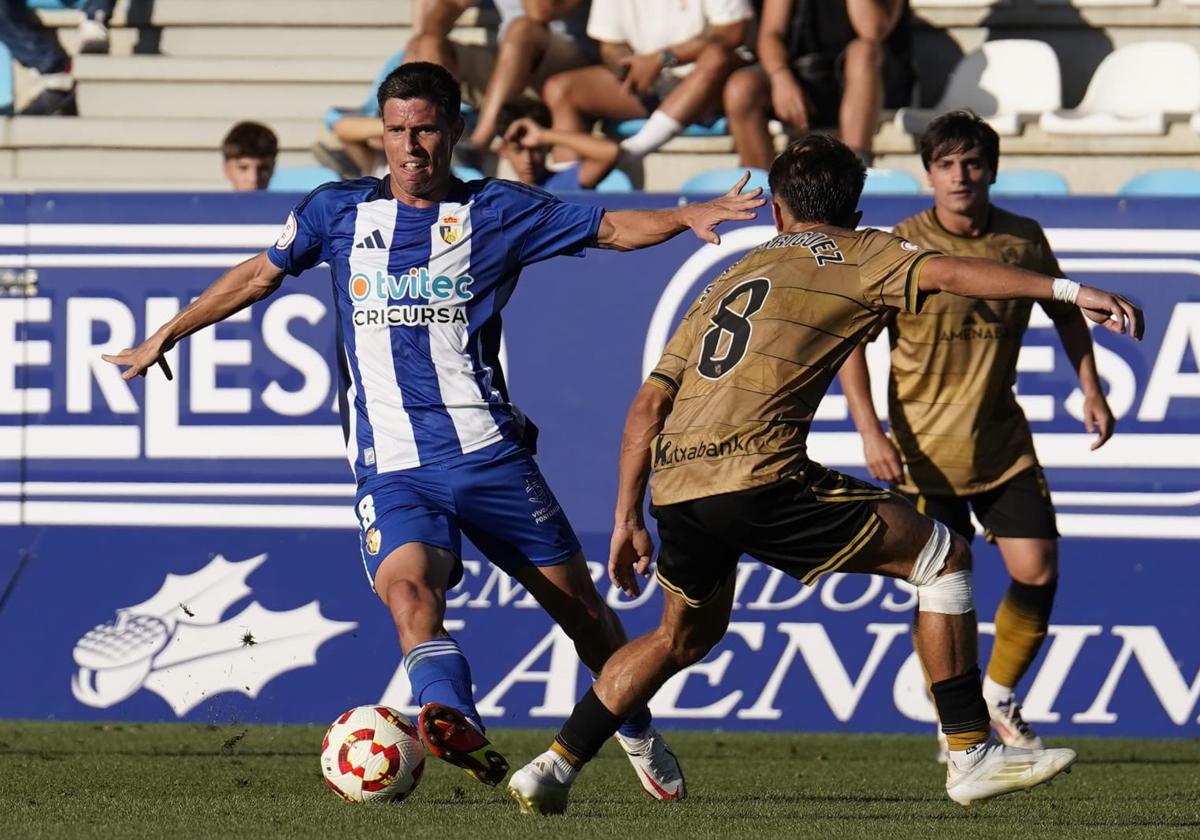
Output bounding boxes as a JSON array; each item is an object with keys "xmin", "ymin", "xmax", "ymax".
[
  {"xmin": 472, "ymin": 176, "xmax": 560, "ymax": 209},
  {"xmin": 989, "ymin": 205, "xmax": 1047, "ymax": 243},
  {"xmin": 295, "ymin": 175, "xmax": 388, "ymax": 216},
  {"xmin": 892, "ymin": 207, "xmax": 933, "ymax": 241}
]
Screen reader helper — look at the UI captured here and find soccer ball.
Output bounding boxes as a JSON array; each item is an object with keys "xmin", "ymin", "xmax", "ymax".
[{"xmin": 320, "ymin": 705, "xmax": 426, "ymax": 803}]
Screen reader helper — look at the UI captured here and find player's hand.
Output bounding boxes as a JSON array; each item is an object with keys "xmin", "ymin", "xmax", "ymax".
[
  {"xmin": 863, "ymin": 432, "xmax": 903, "ymax": 483},
  {"xmin": 680, "ymin": 170, "xmax": 766, "ymax": 245},
  {"xmin": 769, "ymin": 71, "xmax": 810, "ymax": 130},
  {"xmin": 609, "ymin": 521, "xmax": 655, "ymax": 598},
  {"xmin": 1083, "ymin": 389, "xmax": 1115, "ymax": 451},
  {"xmin": 101, "ymin": 335, "xmax": 174, "ymax": 381},
  {"xmin": 1076, "ymin": 286, "xmax": 1144, "ymax": 341},
  {"xmin": 618, "ymin": 52, "xmax": 664, "ymax": 97},
  {"xmin": 504, "ymin": 117, "xmax": 545, "ymax": 150}
]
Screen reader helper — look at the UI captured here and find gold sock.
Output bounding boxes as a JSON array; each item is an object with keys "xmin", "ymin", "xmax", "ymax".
[
  {"xmin": 550, "ymin": 739, "xmax": 583, "ymax": 769},
  {"xmin": 987, "ymin": 583, "xmax": 1054, "ymax": 690}
]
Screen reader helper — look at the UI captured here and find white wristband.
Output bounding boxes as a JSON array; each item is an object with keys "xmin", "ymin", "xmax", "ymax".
[{"xmin": 1052, "ymin": 277, "xmax": 1081, "ymax": 305}]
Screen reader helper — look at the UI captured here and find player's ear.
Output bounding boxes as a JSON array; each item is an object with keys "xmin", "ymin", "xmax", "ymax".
[{"xmin": 771, "ymin": 199, "xmax": 785, "ymax": 232}]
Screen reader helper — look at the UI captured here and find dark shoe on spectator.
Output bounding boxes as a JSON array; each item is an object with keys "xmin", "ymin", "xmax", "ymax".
[
  {"xmin": 21, "ymin": 86, "xmax": 78, "ymax": 116},
  {"xmin": 311, "ymin": 142, "xmax": 362, "ymax": 179},
  {"xmin": 78, "ymin": 16, "xmax": 110, "ymax": 54}
]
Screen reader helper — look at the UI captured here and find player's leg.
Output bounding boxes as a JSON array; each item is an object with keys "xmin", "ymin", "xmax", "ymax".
[
  {"xmin": 357, "ymin": 476, "xmax": 508, "ymax": 786},
  {"xmin": 975, "ymin": 467, "xmax": 1061, "ymax": 748},
  {"xmin": 509, "ymin": 577, "xmax": 736, "ymax": 814},
  {"xmin": 452, "ymin": 439, "xmax": 683, "ymax": 797},
  {"xmin": 838, "ymin": 490, "xmax": 1075, "ymax": 805}
]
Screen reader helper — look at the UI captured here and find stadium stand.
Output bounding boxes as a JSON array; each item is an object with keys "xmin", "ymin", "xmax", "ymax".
[
  {"xmin": 1, "ymin": 0, "xmax": 1199, "ymax": 193},
  {"xmin": 1039, "ymin": 41, "xmax": 1200, "ymax": 135},
  {"xmin": 862, "ymin": 168, "xmax": 922, "ymax": 194},
  {"xmin": 267, "ymin": 164, "xmax": 339, "ymax": 193},
  {"xmin": 680, "ymin": 166, "xmax": 770, "ymax": 194},
  {"xmin": 893, "ymin": 40, "xmax": 1062, "ymax": 137}
]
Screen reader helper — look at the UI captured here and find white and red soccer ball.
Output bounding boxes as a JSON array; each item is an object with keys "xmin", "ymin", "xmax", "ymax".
[{"xmin": 321, "ymin": 705, "xmax": 425, "ymax": 803}]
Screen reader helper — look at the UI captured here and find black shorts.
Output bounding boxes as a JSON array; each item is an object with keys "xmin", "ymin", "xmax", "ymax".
[
  {"xmin": 650, "ymin": 465, "xmax": 890, "ymax": 608},
  {"xmin": 899, "ymin": 467, "xmax": 1058, "ymax": 544},
  {"xmin": 749, "ymin": 50, "xmax": 914, "ymax": 129}
]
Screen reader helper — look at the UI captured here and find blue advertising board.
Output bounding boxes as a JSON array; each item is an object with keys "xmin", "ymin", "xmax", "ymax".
[{"xmin": 0, "ymin": 190, "xmax": 1196, "ymax": 738}]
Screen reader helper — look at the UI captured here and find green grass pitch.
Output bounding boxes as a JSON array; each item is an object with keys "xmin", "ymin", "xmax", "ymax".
[{"xmin": 0, "ymin": 722, "xmax": 1196, "ymax": 839}]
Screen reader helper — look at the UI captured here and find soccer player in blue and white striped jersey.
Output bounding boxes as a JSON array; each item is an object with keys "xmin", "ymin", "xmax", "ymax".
[{"xmin": 105, "ymin": 62, "xmax": 763, "ymax": 799}]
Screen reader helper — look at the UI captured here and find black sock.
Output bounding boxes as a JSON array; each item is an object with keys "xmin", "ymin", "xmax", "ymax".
[
  {"xmin": 931, "ymin": 665, "xmax": 990, "ymax": 752},
  {"xmin": 554, "ymin": 688, "xmax": 624, "ymax": 766},
  {"xmin": 1007, "ymin": 577, "xmax": 1058, "ymax": 614}
]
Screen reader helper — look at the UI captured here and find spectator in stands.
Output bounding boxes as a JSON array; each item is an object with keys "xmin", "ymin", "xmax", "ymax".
[
  {"xmin": 0, "ymin": 0, "xmax": 76, "ymax": 115},
  {"xmin": 77, "ymin": 0, "xmax": 118, "ymax": 54},
  {"xmin": 542, "ymin": 0, "xmax": 752, "ymax": 170},
  {"xmin": 499, "ymin": 101, "xmax": 618, "ymax": 189},
  {"xmin": 723, "ymin": 0, "xmax": 915, "ymax": 168},
  {"xmin": 324, "ymin": 0, "xmax": 596, "ymax": 177},
  {"xmin": 222, "ymin": 122, "xmax": 278, "ymax": 191}
]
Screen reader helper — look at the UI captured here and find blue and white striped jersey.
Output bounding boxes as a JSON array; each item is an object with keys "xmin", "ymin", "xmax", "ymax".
[{"xmin": 267, "ymin": 175, "xmax": 603, "ymax": 481}]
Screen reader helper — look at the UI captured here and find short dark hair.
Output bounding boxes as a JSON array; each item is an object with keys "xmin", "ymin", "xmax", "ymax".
[
  {"xmin": 919, "ymin": 110, "xmax": 999, "ymax": 172},
  {"xmin": 768, "ymin": 134, "xmax": 866, "ymax": 225},
  {"xmin": 496, "ymin": 100, "xmax": 551, "ymax": 141},
  {"xmin": 222, "ymin": 121, "xmax": 278, "ymax": 160},
  {"xmin": 376, "ymin": 61, "xmax": 462, "ymax": 123}
]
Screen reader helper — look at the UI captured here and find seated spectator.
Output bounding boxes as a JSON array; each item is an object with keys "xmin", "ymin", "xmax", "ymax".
[
  {"xmin": 323, "ymin": 0, "xmax": 596, "ymax": 177},
  {"xmin": 222, "ymin": 121, "xmax": 278, "ymax": 191},
  {"xmin": 76, "ymin": 0, "xmax": 117, "ymax": 54},
  {"xmin": 542, "ymin": 0, "xmax": 752, "ymax": 169},
  {"xmin": 724, "ymin": 0, "xmax": 914, "ymax": 168},
  {"xmin": 499, "ymin": 101, "xmax": 618, "ymax": 189},
  {"xmin": 0, "ymin": 1, "xmax": 75, "ymax": 115}
]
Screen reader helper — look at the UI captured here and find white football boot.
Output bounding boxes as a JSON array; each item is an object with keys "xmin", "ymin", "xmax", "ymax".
[
  {"xmin": 615, "ymin": 727, "xmax": 687, "ymax": 801},
  {"xmin": 987, "ymin": 694, "xmax": 1044, "ymax": 750},
  {"xmin": 507, "ymin": 750, "xmax": 575, "ymax": 815},
  {"xmin": 935, "ymin": 727, "xmax": 950, "ymax": 765},
  {"xmin": 945, "ymin": 738, "xmax": 1076, "ymax": 807}
]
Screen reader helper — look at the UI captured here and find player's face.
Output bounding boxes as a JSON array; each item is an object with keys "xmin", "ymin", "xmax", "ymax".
[
  {"xmin": 927, "ymin": 145, "xmax": 993, "ymax": 216},
  {"xmin": 223, "ymin": 156, "xmax": 274, "ymax": 191},
  {"xmin": 382, "ymin": 97, "xmax": 463, "ymax": 203}
]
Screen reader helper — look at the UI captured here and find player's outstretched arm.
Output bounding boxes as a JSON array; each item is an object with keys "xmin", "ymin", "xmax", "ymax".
[
  {"xmin": 839, "ymin": 345, "xmax": 903, "ymax": 483},
  {"xmin": 918, "ymin": 256, "xmax": 1145, "ymax": 341},
  {"xmin": 610, "ymin": 381, "xmax": 675, "ymax": 597},
  {"xmin": 595, "ymin": 171, "xmax": 765, "ymax": 251},
  {"xmin": 101, "ymin": 252, "xmax": 285, "ymax": 381}
]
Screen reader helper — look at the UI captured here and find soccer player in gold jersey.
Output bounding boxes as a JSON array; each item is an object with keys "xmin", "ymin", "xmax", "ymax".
[
  {"xmin": 506, "ymin": 134, "xmax": 1142, "ymax": 813},
  {"xmin": 838, "ymin": 111, "xmax": 1116, "ymax": 758}
]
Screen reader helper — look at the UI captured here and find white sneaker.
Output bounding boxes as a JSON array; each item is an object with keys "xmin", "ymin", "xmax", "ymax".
[
  {"xmin": 507, "ymin": 751, "xmax": 574, "ymax": 815},
  {"xmin": 945, "ymin": 739, "xmax": 1076, "ymax": 807},
  {"xmin": 77, "ymin": 17, "xmax": 109, "ymax": 54},
  {"xmin": 615, "ymin": 727, "xmax": 687, "ymax": 801},
  {"xmin": 987, "ymin": 694, "xmax": 1043, "ymax": 750}
]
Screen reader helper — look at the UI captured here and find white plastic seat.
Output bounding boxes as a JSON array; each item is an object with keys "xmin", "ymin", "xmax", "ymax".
[
  {"xmin": 894, "ymin": 40, "xmax": 1061, "ymax": 136},
  {"xmin": 1191, "ymin": 111, "xmax": 1200, "ymax": 133},
  {"xmin": 1039, "ymin": 42, "xmax": 1200, "ymax": 136}
]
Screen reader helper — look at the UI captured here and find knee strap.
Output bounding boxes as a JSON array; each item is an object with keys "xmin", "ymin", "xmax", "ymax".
[{"xmin": 907, "ymin": 521, "xmax": 974, "ymax": 615}]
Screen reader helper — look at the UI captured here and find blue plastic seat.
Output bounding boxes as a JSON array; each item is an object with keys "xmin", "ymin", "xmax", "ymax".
[
  {"xmin": 680, "ymin": 167, "xmax": 770, "ymax": 195},
  {"xmin": 594, "ymin": 168, "xmax": 634, "ymax": 193},
  {"xmin": 268, "ymin": 165, "xmax": 340, "ymax": 192},
  {"xmin": 862, "ymin": 168, "xmax": 921, "ymax": 195},
  {"xmin": 606, "ymin": 116, "xmax": 730, "ymax": 138},
  {"xmin": 324, "ymin": 49, "xmax": 405, "ymax": 130},
  {"xmin": 1119, "ymin": 169, "xmax": 1200, "ymax": 196},
  {"xmin": 452, "ymin": 165, "xmax": 486, "ymax": 181},
  {"xmin": 0, "ymin": 42, "xmax": 12, "ymax": 115},
  {"xmin": 992, "ymin": 169, "xmax": 1070, "ymax": 196}
]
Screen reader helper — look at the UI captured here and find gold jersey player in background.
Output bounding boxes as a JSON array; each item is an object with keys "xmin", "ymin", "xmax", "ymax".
[{"xmin": 839, "ymin": 111, "xmax": 1116, "ymax": 758}]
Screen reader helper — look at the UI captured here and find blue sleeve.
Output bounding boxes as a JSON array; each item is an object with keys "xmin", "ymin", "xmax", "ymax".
[
  {"xmin": 266, "ymin": 188, "xmax": 329, "ymax": 276},
  {"xmin": 495, "ymin": 181, "xmax": 604, "ymax": 266}
]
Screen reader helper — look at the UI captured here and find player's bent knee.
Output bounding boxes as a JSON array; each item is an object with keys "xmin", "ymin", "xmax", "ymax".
[
  {"xmin": 659, "ymin": 622, "xmax": 723, "ymax": 669},
  {"xmin": 906, "ymin": 521, "xmax": 975, "ymax": 615}
]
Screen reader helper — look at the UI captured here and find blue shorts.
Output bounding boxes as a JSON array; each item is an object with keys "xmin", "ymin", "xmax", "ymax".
[{"xmin": 353, "ymin": 439, "xmax": 582, "ymax": 588}]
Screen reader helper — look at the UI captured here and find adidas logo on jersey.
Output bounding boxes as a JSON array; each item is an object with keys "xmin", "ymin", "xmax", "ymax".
[{"xmin": 355, "ymin": 229, "xmax": 387, "ymax": 250}]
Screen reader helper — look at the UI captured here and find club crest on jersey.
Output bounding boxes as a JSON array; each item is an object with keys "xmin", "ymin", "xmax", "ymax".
[{"xmin": 438, "ymin": 215, "xmax": 464, "ymax": 245}]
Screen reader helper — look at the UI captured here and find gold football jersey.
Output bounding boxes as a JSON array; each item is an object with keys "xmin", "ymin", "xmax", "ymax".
[
  {"xmin": 648, "ymin": 226, "xmax": 939, "ymax": 506},
  {"xmin": 888, "ymin": 206, "xmax": 1074, "ymax": 496}
]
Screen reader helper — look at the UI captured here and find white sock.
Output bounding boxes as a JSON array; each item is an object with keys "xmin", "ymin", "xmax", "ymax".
[
  {"xmin": 541, "ymin": 749, "xmax": 579, "ymax": 784},
  {"xmin": 37, "ymin": 72, "xmax": 74, "ymax": 92},
  {"xmin": 982, "ymin": 675, "xmax": 1014, "ymax": 707},
  {"xmin": 618, "ymin": 110, "xmax": 683, "ymax": 159},
  {"xmin": 948, "ymin": 737, "xmax": 993, "ymax": 771}
]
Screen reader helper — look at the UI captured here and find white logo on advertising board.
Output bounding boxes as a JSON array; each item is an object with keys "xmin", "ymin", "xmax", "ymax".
[{"xmin": 70, "ymin": 553, "xmax": 355, "ymax": 715}]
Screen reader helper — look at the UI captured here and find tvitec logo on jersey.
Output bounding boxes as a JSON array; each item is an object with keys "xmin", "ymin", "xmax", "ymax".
[
  {"xmin": 70, "ymin": 554, "xmax": 355, "ymax": 716},
  {"xmin": 349, "ymin": 266, "xmax": 476, "ymax": 327}
]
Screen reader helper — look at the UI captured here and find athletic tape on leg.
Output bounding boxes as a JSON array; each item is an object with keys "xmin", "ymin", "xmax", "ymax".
[{"xmin": 907, "ymin": 521, "xmax": 975, "ymax": 614}]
